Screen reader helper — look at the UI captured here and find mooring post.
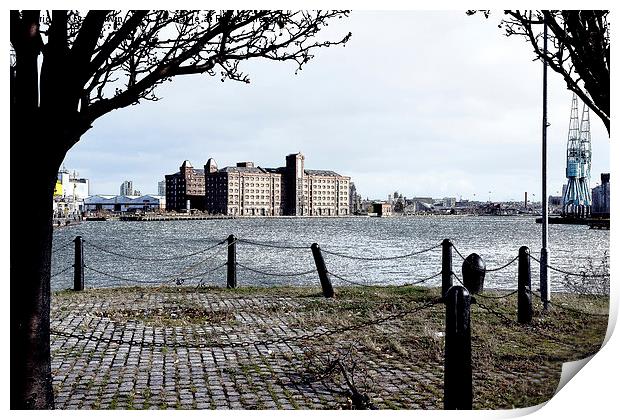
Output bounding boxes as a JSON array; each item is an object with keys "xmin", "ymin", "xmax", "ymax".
[
  {"xmin": 227, "ymin": 234, "xmax": 237, "ymax": 289},
  {"xmin": 444, "ymin": 285, "xmax": 472, "ymax": 410},
  {"xmin": 311, "ymin": 243, "xmax": 334, "ymax": 298},
  {"xmin": 462, "ymin": 253, "xmax": 486, "ymax": 295},
  {"xmin": 441, "ymin": 239, "xmax": 453, "ymax": 300},
  {"xmin": 73, "ymin": 236, "xmax": 84, "ymax": 291},
  {"xmin": 518, "ymin": 246, "xmax": 533, "ymax": 324}
]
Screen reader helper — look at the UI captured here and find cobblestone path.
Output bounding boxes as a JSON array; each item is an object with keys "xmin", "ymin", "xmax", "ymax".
[{"xmin": 50, "ymin": 287, "xmax": 561, "ymax": 409}]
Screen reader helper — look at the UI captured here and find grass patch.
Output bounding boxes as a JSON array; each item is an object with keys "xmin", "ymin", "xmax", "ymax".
[{"xmin": 468, "ymin": 292, "xmax": 608, "ymax": 408}]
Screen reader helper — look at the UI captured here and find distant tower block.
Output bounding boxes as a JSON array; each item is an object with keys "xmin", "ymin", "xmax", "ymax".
[{"xmin": 562, "ymin": 93, "xmax": 592, "ymax": 218}]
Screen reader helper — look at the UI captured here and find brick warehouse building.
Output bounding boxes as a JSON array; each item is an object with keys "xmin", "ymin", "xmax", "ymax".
[
  {"xmin": 205, "ymin": 153, "xmax": 351, "ymax": 216},
  {"xmin": 167, "ymin": 153, "xmax": 351, "ymax": 216},
  {"xmin": 165, "ymin": 160, "xmax": 206, "ymax": 212}
]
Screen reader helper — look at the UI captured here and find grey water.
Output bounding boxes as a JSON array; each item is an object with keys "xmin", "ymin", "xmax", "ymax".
[{"xmin": 51, "ymin": 215, "xmax": 609, "ymax": 292}]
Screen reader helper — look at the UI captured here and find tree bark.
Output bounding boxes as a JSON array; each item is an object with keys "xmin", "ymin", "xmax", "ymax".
[
  {"xmin": 10, "ymin": 139, "xmax": 58, "ymax": 409},
  {"xmin": 10, "ymin": 10, "xmax": 58, "ymax": 409}
]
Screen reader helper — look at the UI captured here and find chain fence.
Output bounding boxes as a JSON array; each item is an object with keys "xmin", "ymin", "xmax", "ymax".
[
  {"xmin": 321, "ymin": 243, "xmax": 442, "ymax": 261},
  {"xmin": 236, "ymin": 262, "xmax": 317, "ymax": 278},
  {"xmin": 529, "ymin": 254, "xmax": 608, "ymax": 278},
  {"xmin": 236, "ymin": 238, "xmax": 310, "ymax": 250},
  {"xmin": 52, "ymin": 240, "xmax": 74, "ymax": 254},
  {"xmin": 531, "ymin": 290, "xmax": 608, "ymax": 318},
  {"xmin": 453, "ymin": 244, "xmax": 520, "ymax": 273},
  {"xmin": 86, "ymin": 239, "xmax": 225, "ymax": 262},
  {"xmin": 50, "ymin": 265, "xmax": 74, "ymax": 279},
  {"xmin": 473, "ymin": 299, "xmax": 589, "ymax": 352},
  {"xmin": 51, "ymin": 234, "xmax": 609, "ymax": 296},
  {"xmin": 53, "ymin": 236, "xmax": 449, "ymax": 290},
  {"xmin": 328, "ymin": 270, "xmax": 443, "ymax": 288}
]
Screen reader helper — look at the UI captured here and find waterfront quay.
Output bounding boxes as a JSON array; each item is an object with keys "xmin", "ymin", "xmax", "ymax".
[
  {"xmin": 118, "ymin": 214, "xmax": 235, "ymax": 221},
  {"xmin": 50, "ymin": 285, "xmax": 607, "ymax": 410}
]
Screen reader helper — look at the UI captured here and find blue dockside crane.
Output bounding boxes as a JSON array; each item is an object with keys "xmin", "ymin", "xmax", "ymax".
[{"xmin": 562, "ymin": 93, "xmax": 592, "ymax": 218}]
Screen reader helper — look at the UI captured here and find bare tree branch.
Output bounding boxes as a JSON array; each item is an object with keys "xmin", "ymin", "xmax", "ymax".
[
  {"xmin": 79, "ymin": 11, "xmax": 351, "ymax": 121},
  {"xmin": 469, "ymin": 10, "xmax": 609, "ymax": 134}
]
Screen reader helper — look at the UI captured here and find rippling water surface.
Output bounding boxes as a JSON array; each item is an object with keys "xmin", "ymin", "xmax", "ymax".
[{"xmin": 51, "ymin": 216, "xmax": 609, "ymax": 292}]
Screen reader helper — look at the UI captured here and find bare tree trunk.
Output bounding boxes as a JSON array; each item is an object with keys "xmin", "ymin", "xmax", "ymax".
[
  {"xmin": 10, "ymin": 149, "xmax": 57, "ymax": 409},
  {"xmin": 10, "ymin": 10, "xmax": 58, "ymax": 409}
]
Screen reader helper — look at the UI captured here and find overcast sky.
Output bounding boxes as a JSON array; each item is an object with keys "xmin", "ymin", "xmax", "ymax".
[{"xmin": 61, "ymin": 10, "xmax": 610, "ymax": 201}]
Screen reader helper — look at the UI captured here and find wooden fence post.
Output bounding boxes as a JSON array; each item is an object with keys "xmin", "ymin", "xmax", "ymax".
[{"xmin": 311, "ymin": 243, "xmax": 334, "ymax": 298}]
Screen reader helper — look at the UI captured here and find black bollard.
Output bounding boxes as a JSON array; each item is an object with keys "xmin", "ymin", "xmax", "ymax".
[
  {"xmin": 441, "ymin": 239, "xmax": 453, "ymax": 299},
  {"xmin": 73, "ymin": 236, "xmax": 84, "ymax": 291},
  {"xmin": 462, "ymin": 253, "xmax": 486, "ymax": 294},
  {"xmin": 444, "ymin": 285, "xmax": 472, "ymax": 410},
  {"xmin": 227, "ymin": 234, "xmax": 237, "ymax": 289},
  {"xmin": 518, "ymin": 246, "xmax": 533, "ymax": 324},
  {"xmin": 310, "ymin": 243, "xmax": 334, "ymax": 298}
]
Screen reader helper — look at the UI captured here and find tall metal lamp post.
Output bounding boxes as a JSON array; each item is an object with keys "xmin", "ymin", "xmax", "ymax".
[{"xmin": 540, "ymin": 20, "xmax": 550, "ymax": 310}]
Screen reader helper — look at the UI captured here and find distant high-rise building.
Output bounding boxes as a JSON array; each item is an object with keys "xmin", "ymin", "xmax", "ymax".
[
  {"xmin": 120, "ymin": 180, "xmax": 134, "ymax": 196},
  {"xmin": 158, "ymin": 180, "xmax": 166, "ymax": 196}
]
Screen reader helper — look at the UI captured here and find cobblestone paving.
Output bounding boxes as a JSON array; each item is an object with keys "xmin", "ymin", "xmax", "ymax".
[{"xmin": 50, "ymin": 287, "xmax": 560, "ymax": 410}]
